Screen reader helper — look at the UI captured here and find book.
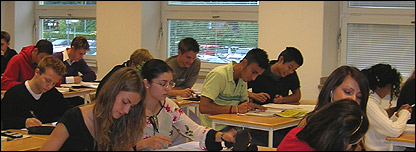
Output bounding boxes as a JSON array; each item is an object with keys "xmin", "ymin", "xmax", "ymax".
[{"xmin": 274, "ymin": 109, "xmax": 309, "ymax": 118}]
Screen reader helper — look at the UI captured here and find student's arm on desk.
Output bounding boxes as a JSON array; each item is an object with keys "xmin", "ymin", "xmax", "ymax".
[
  {"xmin": 39, "ymin": 123, "xmax": 69, "ymax": 151},
  {"xmin": 199, "ymin": 96, "xmax": 232, "ymax": 115},
  {"xmin": 168, "ymin": 87, "xmax": 194, "ymax": 98},
  {"xmin": 273, "ymin": 88, "xmax": 301, "ymax": 104}
]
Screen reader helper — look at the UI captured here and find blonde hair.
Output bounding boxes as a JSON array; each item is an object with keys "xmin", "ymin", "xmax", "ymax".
[
  {"xmin": 130, "ymin": 48, "xmax": 154, "ymax": 66},
  {"xmin": 37, "ymin": 56, "xmax": 66, "ymax": 76},
  {"xmin": 93, "ymin": 67, "xmax": 146, "ymax": 150}
]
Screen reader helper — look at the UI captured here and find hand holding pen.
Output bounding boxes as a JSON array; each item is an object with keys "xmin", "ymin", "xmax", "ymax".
[
  {"xmin": 25, "ymin": 110, "xmax": 43, "ymax": 128},
  {"xmin": 395, "ymin": 104, "xmax": 413, "ymax": 117}
]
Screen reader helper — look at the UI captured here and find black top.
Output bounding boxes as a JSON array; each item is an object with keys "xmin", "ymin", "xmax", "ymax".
[
  {"xmin": 96, "ymin": 60, "xmax": 129, "ymax": 96},
  {"xmin": 1, "ymin": 47, "xmax": 17, "ymax": 75},
  {"xmin": 59, "ymin": 107, "xmax": 95, "ymax": 151},
  {"xmin": 248, "ymin": 60, "xmax": 300, "ymax": 105},
  {"xmin": 395, "ymin": 78, "xmax": 415, "ymax": 124},
  {"xmin": 1, "ymin": 82, "xmax": 73, "ymax": 129}
]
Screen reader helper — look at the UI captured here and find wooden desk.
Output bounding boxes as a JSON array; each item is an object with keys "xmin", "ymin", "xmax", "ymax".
[
  {"xmin": 209, "ymin": 114, "xmax": 301, "ymax": 148},
  {"xmin": 1, "ymin": 129, "xmax": 49, "ymax": 151},
  {"xmin": 60, "ymin": 88, "xmax": 96, "ymax": 104},
  {"xmin": 386, "ymin": 132, "xmax": 415, "ymax": 151},
  {"xmin": 171, "ymin": 99, "xmax": 200, "ymax": 117}
]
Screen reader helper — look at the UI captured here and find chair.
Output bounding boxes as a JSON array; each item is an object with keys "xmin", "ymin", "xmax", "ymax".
[{"xmin": 88, "ymin": 92, "xmax": 96, "ymax": 103}]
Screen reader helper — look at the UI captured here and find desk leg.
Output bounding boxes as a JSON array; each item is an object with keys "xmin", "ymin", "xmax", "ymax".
[
  {"xmin": 268, "ymin": 130, "xmax": 273, "ymax": 148},
  {"xmin": 195, "ymin": 105, "xmax": 199, "ymax": 117},
  {"xmin": 212, "ymin": 121, "xmax": 216, "ymax": 131},
  {"xmin": 388, "ymin": 142, "xmax": 393, "ymax": 151}
]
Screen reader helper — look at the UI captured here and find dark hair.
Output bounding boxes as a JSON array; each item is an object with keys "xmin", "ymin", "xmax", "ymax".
[
  {"xmin": 141, "ymin": 59, "xmax": 173, "ymax": 83},
  {"xmin": 297, "ymin": 99, "xmax": 369, "ymax": 151},
  {"xmin": 277, "ymin": 47, "xmax": 304, "ymax": 66},
  {"xmin": 35, "ymin": 39, "xmax": 53, "ymax": 55},
  {"xmin": 1, "ymin": 31, "xmax": 11, "ymax": 43},
  {"xmin": 71, "ymin": 36, "xmax": 90, "ymax": 51},
  {"xmin": 361, "ymin": 63, "xmax": 401, "ymax": 103},
  {"xmin": 314, "ymin": 66, "xmax": 369, "ymax": 113},
  {"xmin": 242, "ymin": 48, "xmax": 269, "ymax": 70},
  {"xmin": 178, "ymin": 37, "xmax": 200, "ymax": 53}
]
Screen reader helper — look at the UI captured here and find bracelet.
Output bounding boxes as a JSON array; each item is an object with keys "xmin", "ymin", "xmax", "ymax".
[{"xmin": 230, "ymin": 105, "xmax": 234, "ymax": 114}]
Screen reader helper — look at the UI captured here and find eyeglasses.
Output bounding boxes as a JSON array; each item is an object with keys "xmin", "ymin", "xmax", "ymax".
[{"xmin": 152, "ymin": 81, "xmax": 175, "ymax": 89}]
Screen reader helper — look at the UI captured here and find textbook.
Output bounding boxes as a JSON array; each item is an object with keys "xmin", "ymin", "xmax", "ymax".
[{"xmin": 274, "ymin": 109, "xmax": 310, "ymax": 118}]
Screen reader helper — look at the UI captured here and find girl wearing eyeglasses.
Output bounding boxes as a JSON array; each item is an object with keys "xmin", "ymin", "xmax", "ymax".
[{"xmin": 135, "ymin": 59, "xmax": 236, "ymax": 151}]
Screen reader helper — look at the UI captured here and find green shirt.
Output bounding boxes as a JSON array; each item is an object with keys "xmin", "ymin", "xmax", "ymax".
[{"xmin": 200, "ymin": 61, "xmax": 248, "ymax": 130}]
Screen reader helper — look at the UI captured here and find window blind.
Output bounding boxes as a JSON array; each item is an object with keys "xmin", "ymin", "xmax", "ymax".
[
  {"xmin": 346, "ymin": 23, "xmax": 415, "ymax": 77},
  {"xmin": 349, "ymin": 1, "xmax": 414, "ymax": 9},
  {"xmin": 168, "ymin": 20, "xmax": 258, "ymax": 64}
]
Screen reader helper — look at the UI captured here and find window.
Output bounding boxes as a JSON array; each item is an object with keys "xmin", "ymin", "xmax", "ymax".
[
  {"xmin": 340, "ymin": 1, "xmax": 415, "ymax": 77},
  {"xmin": 40, "ymin": 19, "xmax": 96, "ymax": 55},
  {"xmin": 35, "ymin": 1, "xmax": 96, "ymax": 56},
  {"xmin": 162, "ymin": 1, "xmax": 259, "ymax": 68},
  {"xmin": 168, "ymin": 20, "xmax": 258, "ymax": 64}
]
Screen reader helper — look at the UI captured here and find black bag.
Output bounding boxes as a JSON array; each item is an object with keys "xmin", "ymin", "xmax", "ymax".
[{"xmin": 28, "ymin": 126, "xmax": 55, "ymax": 135}]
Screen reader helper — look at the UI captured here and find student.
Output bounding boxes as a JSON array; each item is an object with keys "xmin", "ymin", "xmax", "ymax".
[
  {"xmin": 1, "ymin": 31, "xmax": 18, "ymax": 75},
  {"xmin": 298, "ymin": 65, "xmax": 370, "ymax": 127},
  {"xmin": 165, "ymin": 37, "xmax": 201, "ymax": 98},
  {"xmin": 135, "ymin": 59, "xmax": 236, "ymax": 151},
  {"xmin": 199, "ymin": 48, "xmax": 269, "ymax": 130},
  {"xmin": 277, "ymin": 99, "xmax": 369, "ymax": 151},
  {"xmin": 247, "ymin": 47, "xmax": 304, "ymax": 147},
  {"xmin": 1, "ymin": 39, "xmax": 53, "ymax": 90},
  {"xmin": 96, "ymin": 48, "xmax": 153, "ymax": 96},
  {"xmin": 40, "ymin": 67, "xmax": 146, "ymax": 151},
  {"xmin": 395, "ymin": 70, "xmax": 415, "ymax": 124},
  {"xmin": 248, "ymin": 46, "xmax": 304, "ymax": 104},
  {"xmin": 361, "ymin": 63, "xmax": 412, "ymax": 151},
  {"xmin": 52, "ymin": 36, "xmax": 96, "ymax": 84},
  {"xmin": 1, "ymin": 56, "xmax": 72, "ymax": 129}
]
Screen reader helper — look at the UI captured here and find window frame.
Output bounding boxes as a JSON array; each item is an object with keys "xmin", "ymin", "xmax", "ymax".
[
  {"xmin": 161, "ymin": 1, "xmax": 259, "ymax": 70},
  {"xmin": 339, "ymin": 1, "xmax": 415, "ymax": 77},
  {"xmin": 34, "ymin": 1, "xmax": 96, "ymax": 61}
]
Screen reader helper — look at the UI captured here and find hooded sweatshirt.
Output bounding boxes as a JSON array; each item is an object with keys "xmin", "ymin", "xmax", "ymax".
[{"xmin": 1, "ymin": 46, "xmax": 37, "ymax": 90}]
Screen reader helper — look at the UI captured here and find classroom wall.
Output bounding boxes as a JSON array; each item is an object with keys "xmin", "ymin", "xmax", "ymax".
[
  {"xmin": 258, "ymin": 1, "xmax": 339, "ymax": 101},
  {"xmin": 96, "ymin": 1, "xmax": 161, "ymax": 79},
  {"xmin": 1, "ymin": 1, "xmax": 34, "ymax": 52}
]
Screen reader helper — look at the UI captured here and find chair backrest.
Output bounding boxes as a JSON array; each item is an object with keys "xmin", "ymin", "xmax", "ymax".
[{"xmin": 88, "ymin": 92, "xmax": 96, "ymax": 103}]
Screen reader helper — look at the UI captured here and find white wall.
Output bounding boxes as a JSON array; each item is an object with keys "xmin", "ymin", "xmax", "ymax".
[
  {"xmin": 1, "ymin": 1, "xmax": 15, "ymax": 48},
  {"xmin": 141, "ymin": 1, "xmax": 161, "ymax": 59},
  {"xmin": 96, "ymin": 1, "xmax": 143, "ymax": 79},
  {"xmin": 1, "ymin": 1, "xmax": 34, "ymax": 52},
  {"xmin": 96, "ymin": 1, "xmax": 161, "ymax": 80},
  {"xmin": 258, "ymin": 1, "xmax": 338, "ymax": 101}
]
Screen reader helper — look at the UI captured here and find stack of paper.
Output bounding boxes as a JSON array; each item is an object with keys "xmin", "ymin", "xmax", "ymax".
[
  {"xmin": 245, "ymin": 109, "xmax": 283, "ymax": 117},
  {"xmin": 404, "ymin": 124, "xmax": 415, "ymax": 133},
  {"xmin": 80, "ymin": 82, "xmax": 99, "ymax": 88}
]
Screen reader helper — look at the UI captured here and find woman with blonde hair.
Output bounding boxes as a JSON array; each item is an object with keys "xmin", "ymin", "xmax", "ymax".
[{"xmin": 40, "ymin": 67, "xmax": 146, "ymax": 150}]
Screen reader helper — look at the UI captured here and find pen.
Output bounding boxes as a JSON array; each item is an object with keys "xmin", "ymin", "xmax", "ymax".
[
  {"xmin": 410, "ymin": 104, "xmax": 415, "ymax": 108},
  {"xmin": 29, "ymin": 110, "xmax": 37, "ymax": 118}
]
